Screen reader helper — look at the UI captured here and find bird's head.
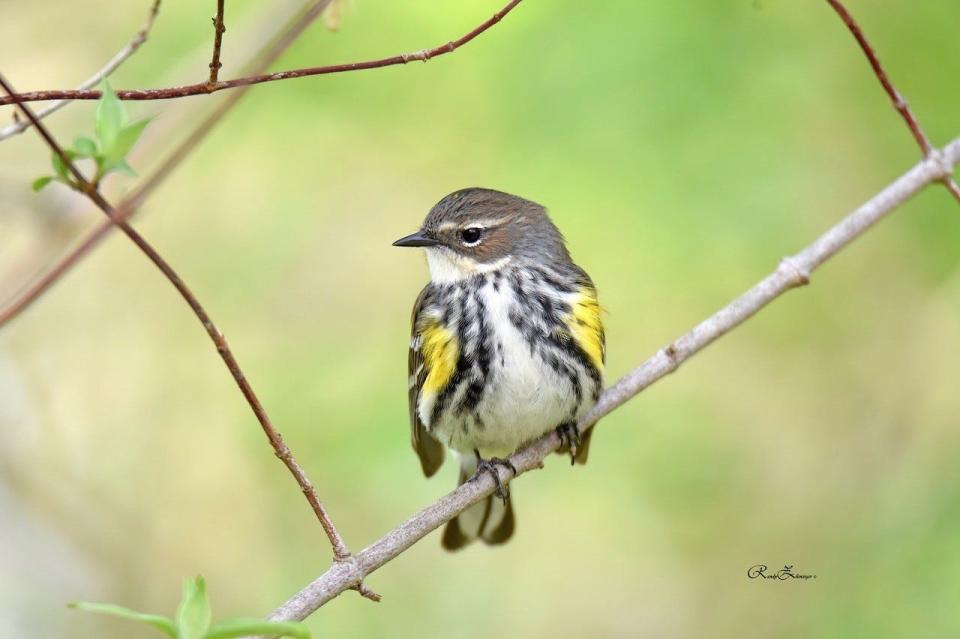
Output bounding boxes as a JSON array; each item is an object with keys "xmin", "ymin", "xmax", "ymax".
[{"xmin": 393, "ymin": 187, "xmax": 570, "ymax": 283}]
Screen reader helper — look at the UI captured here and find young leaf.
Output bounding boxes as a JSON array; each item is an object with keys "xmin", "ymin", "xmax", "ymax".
[
  {"xmin": 95, "ymin": 80, "xmax": 126, "ymax": 151},
  {"xmin": 204, "ymin": 618, "xmax": 312, "ymax": 639},
  {"xmin": 51, "ymin": 152, "xmax": 69, "ymax": 182},
  {"xmin": 69, "ymin": 602, "xmax": 177, "ymax": 638},
  {"xmin": 32, "ymin": 176, "xmax": 54, "ymax": 192},
  {"xmin": 73, "ymin": 136, "xmax": 98, "ymax": 157},
  {"xmin": 102, "ymin": 118, "xmax": 150, "ymax": 170},
  {"xmin": 110, "ymin": 159, "xmax": 138, "ymax": 177},
  {"xmin": 51, "ymin": 150, "xmax": 77, "ymax": 183},
  {"xmin": 176, "ymin": 576, "xmax": 212, "ymax": 639}
]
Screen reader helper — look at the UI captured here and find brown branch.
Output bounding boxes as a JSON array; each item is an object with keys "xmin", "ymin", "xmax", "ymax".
[
  {"xmin": 263, "ymin": 138, "xmax": 960, "ymax": 625},
  {"xmin": 0, "ymin": 0, "xmax": 335, "ymax": 329},
  {"xmin": 0, "ymin": 0, "xmax": 162, "ymax": 142},
  {"xmin": 0, "ymin": 0, "xmax": 524, "ymax": 106},
  {"xmin": 125, "ymin": 0, "xmax": 337, "ymax": 211},
  {"xmin": 0, "ymin": 72, "xmax": 359, "ymax": 568},
  {"xmin": 208, "ymin": 0, "xmax": 227, "ymax": 84},
  {"xmin": 0, "ymin": 0, "xmax": 514, "ymax": 328},
  {"xmin": 826, "ymin": 0, "xmax": 960, "ymax": 203}
]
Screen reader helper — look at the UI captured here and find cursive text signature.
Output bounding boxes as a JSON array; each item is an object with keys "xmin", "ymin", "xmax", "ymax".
[{"xmin": 747, "ymin": 564, "xmax": 816, "ymax": 580}]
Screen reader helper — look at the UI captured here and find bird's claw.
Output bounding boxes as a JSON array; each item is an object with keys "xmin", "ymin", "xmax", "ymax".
[
  {"xmin": 556, "ymin": 422, "xmax": 582, "ymax": 465},
  {"xmin": 471, "ymin": 450, "xmax": 517, "ymax": 505}
]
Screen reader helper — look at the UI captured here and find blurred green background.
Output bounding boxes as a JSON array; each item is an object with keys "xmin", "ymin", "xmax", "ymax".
[{"xmin": 2, "ymin": 0, "xmax": 960, "ymax": 637}]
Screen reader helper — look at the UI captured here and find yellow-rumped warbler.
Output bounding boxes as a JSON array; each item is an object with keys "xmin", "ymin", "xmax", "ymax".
[{"xmin": 394, "ymin": 188, "xmax": 605, "ymax": 550}]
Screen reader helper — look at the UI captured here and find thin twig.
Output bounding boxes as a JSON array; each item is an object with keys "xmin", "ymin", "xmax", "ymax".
[
  {"xmin": 0, "ymin": 0, "xmax": 161, "ymax": 142},
  {"xmin": 0, "ymin": 72, "xmax": 355, "ymax": 565},
  {"xmin": 0, "ymin": 0, "xmax": 524, "ymax": 105},
  {"xmin": 945, "ymin": 178, "xmax": 960, "ymax": 202},
  {"xmin": 826, "ymin": 0, "xmax": 960, "ymax": 202},
  {"xmin": 124, "ymin": 0, "xmax": 336, "ymax": 213},
  {"xmin": 0, "ymin": 0, "xmax": 335, "ymax": 329},
  {"xmin": 264, "ymin": 137, "xmax": 960, "ymax": 625},
  {"xmin": 208, "ymin": 0, "xmax": 227, "ymax": 84},
  {"xmin": 353, "ymin": 583, "xmax": 382, "ymax": 603}
]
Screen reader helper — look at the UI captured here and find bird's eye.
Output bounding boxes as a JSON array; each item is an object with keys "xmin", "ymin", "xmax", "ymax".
[{"xmin": 460, "ymin": 227, "xmax": 483, "ymax": 245}]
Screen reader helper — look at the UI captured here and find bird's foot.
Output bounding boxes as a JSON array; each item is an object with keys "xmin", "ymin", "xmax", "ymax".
[
  {"xmin": 556, "ymin": 422, "xmax": 581, "ymax": 465},
  {"xmin": 471, "ymin": 449, "xmax": 517, "ymax": 505}
]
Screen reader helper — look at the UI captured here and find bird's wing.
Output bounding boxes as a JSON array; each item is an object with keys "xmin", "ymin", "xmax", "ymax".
[{"xmin": 409, "ymin": 285, "xmax": 449, "ymax": 477}]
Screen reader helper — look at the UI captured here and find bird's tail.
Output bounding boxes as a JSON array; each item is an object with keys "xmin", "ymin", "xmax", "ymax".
[{"xmin": 441, "ymin": 455, "xmax": 515, "ymax": 551}]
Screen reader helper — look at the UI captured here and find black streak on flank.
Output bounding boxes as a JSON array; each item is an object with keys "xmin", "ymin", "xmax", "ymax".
[{"xmin": 457, "ymin": 287, "xmax": 491, "ymax": 415}]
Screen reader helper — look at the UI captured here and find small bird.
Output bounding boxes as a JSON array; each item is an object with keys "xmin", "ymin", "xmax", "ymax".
[{"xmin": 394, "ymin": 188, "xmax": 605, "ymax": 550}]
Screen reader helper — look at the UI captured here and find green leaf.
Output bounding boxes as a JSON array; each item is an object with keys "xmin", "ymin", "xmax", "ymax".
[
  {"xmin": 204, "ymin": 618, "xmax": 311, "ymax": 639},
  {"xmin": 95, "ymin": 80, "xmax": 126, "ymax": 151},
  {"xmin": 73, "ymin": 136, "xmax": 98, "ymax": 157},
  {"xmin": 176, "ymin": 576, "xmax": 212, "ymax": 639},
  {"xmin": 69, "ymin": 602, "xmax": 177, "ymax": 638},
  {"xmin": 51, "ymin": 151, "xmax": 69, "ymax": 182},
  {"xmin": 102, "ymin": 118, "xmax": 150, "ymax": 171},
  {"xmin": 32, "ymin": 176, "xmax": 54, "ymax": 191},
  {"xmin": 50, "ymin": 149, "xmax": 78, "ymax": 183},
  {"xmin": 109, "ymin": 159, "xmax": 138, "ymax": 177}
]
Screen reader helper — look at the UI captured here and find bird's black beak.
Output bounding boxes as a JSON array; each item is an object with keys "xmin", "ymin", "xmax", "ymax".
[{"xmin": 392, "ymin": 230, "xmax": 439, "ymax": 248}]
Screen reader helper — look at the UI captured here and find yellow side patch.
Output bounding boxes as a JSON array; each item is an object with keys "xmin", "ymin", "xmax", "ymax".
[
  {"xmin": 568, "ymin": 288, "xmax": 605, "ymax": 371},
  {"xmin": 421, "ymin": 323, "xmax": 458, "ymax": 393}
]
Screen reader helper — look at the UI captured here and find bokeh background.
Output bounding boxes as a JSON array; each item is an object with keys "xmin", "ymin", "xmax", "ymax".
[{"xmin": 2, "ymin": 0, "xmax": 960, "ymax": 637}]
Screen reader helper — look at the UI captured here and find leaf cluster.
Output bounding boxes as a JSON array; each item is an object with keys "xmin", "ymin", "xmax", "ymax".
[
  {"xmin": 33, "ymin": 80, "xmax": 149, "ymax": 192},
  {"xmin": 71, "ymin": 576, "xmax": 310, "ymax": 639}
]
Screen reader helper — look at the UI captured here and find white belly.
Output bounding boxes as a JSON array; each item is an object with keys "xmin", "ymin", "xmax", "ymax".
[{"xmin": 430, "ymin": 278, "xmax": 588, "ymax": 458}]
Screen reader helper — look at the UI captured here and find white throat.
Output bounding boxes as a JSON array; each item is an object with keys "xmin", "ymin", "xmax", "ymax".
[{"xmin": 425, "ymin": 247, "xmax": 511, "ymax": 283}]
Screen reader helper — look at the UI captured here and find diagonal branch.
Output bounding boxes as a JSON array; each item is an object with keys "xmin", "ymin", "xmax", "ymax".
[
  {"xmin": 826, "ymin": 0, "xmax": 960, "ymax": 203},
  {"xmin": 0, "ymin": 0, "xmax": 161, "ymax": 142},
  {"xmin": 208, "ymin": 0, "xmax": 227, "ymax": 84},
  {"xmin": 0, "ymin": 0, "xmax": 335, "ymax": 329},
  {"xmin": 264, "ymin": 138, "xmax": 960, "ymax": 624},
  {"xmin": 0, "ymin": 0, "xmax": 515, "ymax": 329},
  {"xmin": 0, "ymin": 72, "xmax": 361, "ymax": 572},
  {"xmin": 0, "ymin": 0, "xmax": 524, "ymax": 106}
]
